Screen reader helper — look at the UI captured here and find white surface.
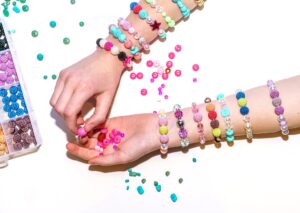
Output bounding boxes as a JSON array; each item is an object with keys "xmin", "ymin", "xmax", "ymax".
[{"xmin": 0, "ymin": 0, "xmax": 300, "ymax": 213}]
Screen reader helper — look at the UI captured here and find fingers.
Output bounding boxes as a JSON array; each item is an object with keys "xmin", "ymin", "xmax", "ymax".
[
  {"xmin": 88, "ymin": 152, "xmax": 128, "ymax": 166},
  {"xmin": 66, "ymin": 143, "xmax": 99, "ymax": 161},
  {"xmin": 50, "ymin": 75, "xmax": 64, "ymax": 106},
  {"xmin": 84, "ymin": 94, "xmax": 113, "ymax": 132}
]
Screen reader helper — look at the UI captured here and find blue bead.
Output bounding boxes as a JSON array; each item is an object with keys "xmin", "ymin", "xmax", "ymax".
[
  {"xmin": 130, "ymin": 2, "xmax": 138, "ymax": 10},
  {"xmin": 137, "ymin": 186, "xmax": 144, "ymax": 195},
  {"xmin": 139, "ymin": 9, "xmax": 148, "ymax": 19},
  {"xmin": 236, "ymin": 91, "xmax": 245, "ymax": 100},
  {"xmin": 0, "ymin": 89, "xmax": 7, "ymax": 97},
  {"xmin": 10, "ymin": 95, "xmax": 18, "ymax": 102},
  {"xmin": 226, "ymin": 129, "xmax": 234, "ymax": 136},
  {"xmin": 8, "ymin": 111, "xmax": 16, "ymax": 118},
  {"xmin": 13, "ymin": 6, "xmax": 20, "ymax": 13},
  {"xmin": 11, "ymin": 102, "xmax": 19, "ymax": 110},
  {"xmin": 221, "ymin": 107, "xmax": 230, "ymax": 117},
  {"xmin": 240, "ymin": 106, "xmax": 249, "ymax": 115},
  {"xmin": 23, "ymin": 107, "xmax": 28, "ymax": 114},
  {"xmin": 227, "ymin": 136, "xmax": 235, "ymax": 142},
  {"xmin": 9, "ymin": 86, "xmax": 18, "ymax": 94},
  {"xmin": 21, "ymin": 100, "xmax": 26, "ymax": 107},
  {"xmin": 217, "ymin": 93, "xmax": 224, "ymax": 100},
  {"xmin": 155, "ymin": 184, "xmax": 162, "ymax": 192},
  {"xmin": 170, "ymin": 193, "xmax": 178, "ymax": 202},
  {"xmin": 3, "ymin": 104, "xmax": 11, "ymax": 112},
  {"xmin": 2, "ymin": 97, "xmax": 9, "ymax": 104},
  {"xmin": 16, "ymin": 108, "xmax": 24, "ymax": 116},
  {"xmin": 17, "ymin": 93, "xmax": 24, "ymax": 100},
  {"xmin": 130, "ymin": 46, "xmax": 139, "ymax": 55},
  {"xmin": 119, "ymin": 34, "xmax": 127, "ymax": 43}
]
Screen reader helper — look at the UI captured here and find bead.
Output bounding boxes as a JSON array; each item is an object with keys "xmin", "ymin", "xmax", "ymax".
[
  {"xmin": 160, "ymin": 135, "xmax": 169, "ymax": 144},
  {"xmin": 118, "ymin": 52, "xmax": 127, "ymax": 61},
  {"xmin": 137, "ymin": 186, "xmax": 144, "ymax": 195},
  {"xmin": 130, "ymin": 2, "xmax": 138, "ymax": 10},
  {"xmin": 210, "ymin": 120, "xmax": 219, "ymax": 128},
  {"xmin": 227, "ymin": 136, "xmax": 235, "ymax": 142},
  {"xmin": 272, "ymin": 97, "xmax": 282, "ymax": 107},
  {"xmin": 270, "ymin": 90, "xmax": 280, "ymax": 98},
  {"xmin": 174, "ymin": 69, "xmax": 181, "ymax": 77},
  {"xmin": 63, "ymin": 37, "xmax": 70, "ymax": 45},
  {"xmin": 206, "ymin": 103, "xmax": 215, "ymax": 112},
  {"xmin": 237, "ymin": 98, "xmax": 247, "ymax": 107},
  {"xmin": 168, "ymin": 52, "xmax": 175, "ymax": 59},
  {"xmin": 275, "ymin": 106, "xmax": 284, "ymax": 115},
  {"xmin": 212, "ymin": 128, "xmax": 221, "ymax": 137},
  {"xmin": 179, "ymin": 128, "xmax": 188, "ymax": 139},
  {"xmin": 162, "ymin": 73, "xmax": 168, "ymax": 80},
  {"xmin": 166, "ymin": 61, "xmax": 173, "ymax": 68},
  {"xmin": 177, "ymin": 119, "xmax": 185, "ymax": 128},
  {"xmin": 193, "ymin": 112, "xmax": 202, "ymax": 122},
  {"xmin": 37, "ymin": 53, "xmax": 44, "ymax": 61},
  {"xmin": 111, "ymin": 46, "xmax": 120, "ymax": 55},
  {"xmin": 147, "ymin": 60, "xmax": 153, "ymax": 67},
  {"xmin": 104, "ymin": 41, "xmax": 113, "ymax": 51},
  {"xmin": 124, "ymin": 40, "xmax": 132, "ymax": 49},
  {"xmin": 136, "ymin": 72, "xmax": 143, "ymax": 79},
  {"xmin": 159, "ymin": 126, "xmax": 168, "ymax": 135},
  {"xmin": 173, "ymin": 104, "xmax": 181, "ymax": 111},
  {"xmin": 139, "ymin": 9, "xmax": 148, "ymax": 19},
  {"xmin": 180, "ymin": 138, "xmax": 189, "ymax": 147},
  {"xmin": 240, "ymin": 106, "xmax": 249, "ymax": 115},
  {"xmin": 49, "ymin": 20, "xmax": 57, "ymax": 28},
  {"xmin": 174, "ymin": 110, "xmax": 183, "ymax": 119},
  {"xmin": 236, "ymin": 91, "xmax": 245, "ymax": 99},
  {"xmin": 175, "ymin": 44, "xmax": 182, "ymax": 52},
  {"xmin": 140, "ymin": 88, "xmax": 147, "ymax": 96},
  {"xmin": 152, "ymin": 72, "xmax": 158, "ymax": 79},
  {"xmin": 159, "ymin": 117, "xmax": 168, "ymax": 126},
  {"xmin": 192, "ymin": 64, "xmax": 199, "ymax": 71},
  {"xmin": 221, "ymin": 107, "xmax": 230, "ymax": 117},
  {"xmin": 133, "ymin": 4, "xmax": 142, "ymax": 14},
  {"xmin": 208, "ymin": 111, "xmax": 217, "ymax": 120},
  {"xmin": 226, "ymin": 129, "xmax": 234, "ymax": 136},
  {"xmin": 170, "ymin": 193, "xmax": 178, "ymax": 202}
]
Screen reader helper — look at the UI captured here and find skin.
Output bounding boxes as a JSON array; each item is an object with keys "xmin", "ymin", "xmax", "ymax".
[
  {"xmin": 50, "ymin": 0, "xmax": 198, "ymax": 134},
  {"xmin": 66, "ymin": 76, "xmax": 300, "ymax": 166}
]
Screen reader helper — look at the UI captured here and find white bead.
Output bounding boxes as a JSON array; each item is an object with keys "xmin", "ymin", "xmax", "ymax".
[
  {"xmin": 111, "ymin": 46, "xmax": 120, "ymax": 55},
  {"xmin": 99, "ymin": 39, "xmax": 107, "ymax": 48},
  {"xmin": 128, "ymin": 27, "xmax": 135, "ymax": 34},
  {"xmin": 180, "ymin": 138, "xmax": 189, "ymax": 147}
]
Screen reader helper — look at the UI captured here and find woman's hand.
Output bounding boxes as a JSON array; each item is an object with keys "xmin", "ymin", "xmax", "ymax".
[
  {"xmin": 66, "ymin": 113, "xmax": 159, "ymax": 166},
  {"xmin": 50, "ymin": 49, "xmax": 124, "ymax": 133}
]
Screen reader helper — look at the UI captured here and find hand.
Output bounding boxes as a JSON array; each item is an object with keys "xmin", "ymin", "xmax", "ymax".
[
  {"xmin": 50, "ymin": 49, "xmax": 124, "ymax": 133},
  {"xmin": 66, "ymin": 113, "xmax": 159, "ymax": 166}
]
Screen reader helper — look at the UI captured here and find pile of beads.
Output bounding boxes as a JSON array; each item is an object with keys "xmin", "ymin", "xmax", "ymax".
[
  {"xmin": 217, "ymin": 94, "xmax": 234, "ymax": 143},
  {"xmin": 130, "ymin": 2, "xmax": 167, "ymax": 40},
  {"xmin": 236, "ymin": 90, "xmax": 253, "ymax": 141},
  {"xmin": 205, "ymin": 98, "xmax": 222, "ymax": 143},
  {"xmin": 267, "ymin": 80, "xmax": 289, "ymax": 135},
  {"xmin": 0, "ymin": 51, "xmax": 19, "ymax": 86},
  {"xmin": 1, "ymin": 0, "xmax": 29, "ymax": 17},
  {"xmin": 173, "ymin": 104, "xmax": 189, "ymax": 147},
  {"xmin": 172, "ymin": 0, "xmax": 190, "ymax": 18},
  {"xmin": 118, "ymin": 18, "xmax": 150, "ymax": 51},
  {"xmin": 0, "ymin": 84, "xmax": 28, "ymax": 119},
  {"xmin": 158, "ymin": 109, "xmax": 169, "ymax": 154},
  {"xmin": 144, "ymin": 0, "xmax": 176, "ymax": 28},
  {"xmin": 95, "ymin": 128, "xmax": 125, "ymax": 155},
  {"xmin": 0, "ymin": 127, "xmax": 8, "ymax": 156},
  {"xmin": 192, "ymin": 103, "xmax": 205, "ymax": 145}
]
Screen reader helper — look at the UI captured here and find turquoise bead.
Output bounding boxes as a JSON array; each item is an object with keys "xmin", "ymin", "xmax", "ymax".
[
  {"xmin": 226, "ymin": 129, "xmax": 234, "ymax": 136},
  {"xmin": 119, "ymin": 34, "xmax": 127, "ymax": 43},
  {"xmin": 227, "ymin": 136, "xmax": 235, "ymax": 142},
  {"xmin": 170, "ymin": 193, "xmax": 178, "ymax": 202},
  {"xmin": 130, "ymin": 46, "xmax": 139, "ymax": 55},
  {"xmin": 139, "ymin": 9, "xmax": 148, "ymax": 19},
  {"xmin": 155, "ymin": 185, "xmax": 162, "ymax": 192},
  {"xmin": 221, "ymin": 107, "xmax": 230, "ymax": 117},
  {"xmin": 137, "ymin": 186, "xmax": 144, "ymax": 195},
  {"xmin": 217, "ymin": 93, "xmax": 225, "ymax": 100}
]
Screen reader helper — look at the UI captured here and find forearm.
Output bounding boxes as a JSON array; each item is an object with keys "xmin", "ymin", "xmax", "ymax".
[{"xmin": 150, "ymin": 75, "xmax": 300, "ymax": 150}]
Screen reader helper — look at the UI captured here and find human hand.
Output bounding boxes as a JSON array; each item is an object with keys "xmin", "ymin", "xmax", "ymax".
[
  {"xmin": 50, "ymin": 49, "xmax": 124, "ymax": 133},
  {"xmin": 66, "ymin": 113, "xmax": 159, "ymax": 166}
]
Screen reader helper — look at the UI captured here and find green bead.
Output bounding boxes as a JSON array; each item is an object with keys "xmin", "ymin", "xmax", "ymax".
[
  {"xmin": 37, "ymin": 53, "xmax": 44, "ymax": 61},
  {"xmin": 79, "ymin": 21, "xmax": 84, "ymax": 27},
  {"xmin": 31, "ymin": 30, "xmax": 38, "ymax": 37},
  {"xmin": 238, "ymin": 98, "xmax": 247, "ymax": 107},
  {"xmin": 125, "ymin": 179, "xmax": 129, "ymax": 183},
  {"xmin": 159, "ymin": 126, "xmax": 168, "ymax": 135},
  {"xmin": 146, "ymin": 0, "xmax": 152, "ymax": 3},
  {"xmin": 154, "ymin": 181, "xmax": 158, "ymax": 186},
  {"xmin": 50, "ymin": 21, "xmax": 57, "ymax": 28},
  {"xmin": 178, "ymin": 178, "xmax": 183, "ymax": 184},
  {"xmin": 20, "ymin": 0, "xmax": 26, "ymax": 3},
  {"xmin": 165, "ymin": 16, "xmax": 171, "ymax": 23},
  {"xmin": 168, "ymin": 20, "xmax": 176, "ymax": 28},
  {"xmin": 192, "ymin": 157, "xmax": 197, "ymax": 163},
  {"xmin": 70, "ymin": 0, "xmax": 76, "ymax": 4},
  {"xmin": 12, "ymin": 2, "xmax": 16, "ymax": 6},
  {"xmin": 212, "ymin": 128, "xmax": 221, "ymax": 137},
  {"xmin": 63, "ymin": 37, "xmax": 70, "ymax": 45},
  {"xmin": 162, "ymin": 12, "xmax": 166, "ymax": 17},
  {"xmin": 141, "ymin": 178, "xmax": 146, "ymax": 184},
  {"xmin": 22, "ymin": 5, "xmax": 29, "ymax": 12},
  {"xmin": 51, "ymin": 74, "xmax": 57, "ymax": 80},
  {"xmin": 165, "ymin": 171, "xmax": 170, "ymax": 176},
  {"xmin": 43, "ymin": 75, "xmax": 48, "ymax": 80},
  {"xmin": 3, "ymin": 9, "xmax": 9, "ymax": 17}
]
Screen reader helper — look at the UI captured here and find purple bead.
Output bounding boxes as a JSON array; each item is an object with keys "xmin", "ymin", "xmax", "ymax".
[
  {"xmin": 0, "ymin": 63, "xmax": 7, "ymax": 71},
  {"xmin": 160, "ymin": 135, "xmax": 169, "ymax": 144},
  {"xmin": 193, "ymin": 112, "xmax": 202, "ymax": 122},
  {"xmin": 267, "ymin": 80, "xmax": 274, "ymax": 87},
  {"xmin": 6, "ymin": 76, "xmax": 14, "ymax": 84},
  {"xmin": 159, "ymin": 117, "xmax": 168, "ymax": 126},
  {"xmin": 7, "ymin": 61, "xmax": 15, "ymax": 69},
  {"xmin": 179, "ymin": 128, "xmax": 188, "ymax": 139},
  {"xmin": 275, "ymin": 106, "xmax": 284, "ymax": 115},
  {"xmin": 0, "ymin": 73, "xmax": 7, "ymax": 81},
  {"xmin": 210, "ymin": 120, "xmax": 220, "ymax": 128},
  {"xmin": 270, "ymin": 90, "xmax": 279, "ymax": 98},
  {"xmin": 7, "ymin": 52, "xmax": 12, "ymax": 60},
  {"xmin": 0, "ymin": 55, "xmax": 8, "ymax": 63},
  {"xmin": 175, "ymin": 110, "xmax": 183, "ymax": 119},
  {"xmin": 6, "ymin": 68, "xmax": 14, "ymax": 77},
  {"xmin": 272, "ymin": 97, "xmax": 282, "ymax": 107},
  {"xmin": 280, "ymin": 120, "xmax": 287, "ymax": 127}
]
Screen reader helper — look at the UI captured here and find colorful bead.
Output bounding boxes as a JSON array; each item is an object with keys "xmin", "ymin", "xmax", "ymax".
[
  {"xmin": 267, "ymin": 80, "xmax": 289, "ymax": 136},
  {"xmin": 172, "ymin": 0, "xmax": 190, "ymax": 18},
  {"xmin": 158, "ymin": 110, "xmax": 169, "ymax": 154},
  {"xmin": 76, "ymin": 127, "xmax": 87, "ymax": 137},
  {"xmin": 192, "ymin": 103, "xmax": 205, "ymax": 145},
  {"xmin": 205, "ymin": 98, "xmax": 222, "ymax": 143},
  {"xmin": 173, "ymin": 105, "xmax": 189, "ymax": 147}
]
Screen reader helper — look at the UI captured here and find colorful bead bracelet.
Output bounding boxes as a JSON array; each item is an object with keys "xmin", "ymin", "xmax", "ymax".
[
  {"xmin": 173, "ymin": 104, "xmax": 189, "ymax": 147},
  {"xmin": 192, "ymin": 103, "xmax": 205, "ymax": 145},
  {"xmin": 118, "ymin": 17, "xmax": 150, "ymax": 51},
  {"xmin": 130, "ymin": 2, "xmax": 167, "ymax": 40},
  {"xmin": 171, "ymin": 0, "xmax": 190, "ymax": 18},
  {"xmin": 109, "ymin": 24, "xmax": 142, "ymax": 61},
  {"xmin": 217, "ymin": 94, "xmax": 234, "ymax": 143},
  {"xmin": 158, "ymin": 110, "xmax": 169, "ymax": 154},
  {"xmin": 236, "ymin": 90, "xmax": 253, "ymax": 141},
  {"xmin": 205, "ymin": 98, "xmax": 222, "ymax": 143},
  {"xmin": 267, "ymin": 80, "xmax": 289, "ymax": 135},
  {"xmin": 144, "ymin": 0, "xmax": 176, "ymax": 28},
  {"xmin": 96, "ymin": 38, "xmax": 133, "ymax": 69}
]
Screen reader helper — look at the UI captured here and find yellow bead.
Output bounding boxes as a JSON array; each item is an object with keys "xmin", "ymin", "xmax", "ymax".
[
  {"xmin": 238, "ymin": 98, "xmax": 247, "ymax": 107},
  {"xmin": 206, "ymin": 103, "xmax": 215, "ymax": 112},
  {"xmin": 159, "ymin": 126, "xmax": 168, "ymax": 135},
  {"xmin": 212, "ymin": 128, "xmax": 222, "ymax": 137}
]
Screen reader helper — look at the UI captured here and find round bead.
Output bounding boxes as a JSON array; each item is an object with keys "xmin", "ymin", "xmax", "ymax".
[
  {"xmin": 136, "ymin": 72, "xmax": 143, "ymax": 79},
  {"xmin": 146, "ymin": 60, "xmax": 153, "ymax": 67},
  {"xmin": 111, "ymin": 46, "xmax": 120, "ymax": 55},
  {"xmin": 237, "ymin": 98, "xmax": 247, "ymax": 107},
  {"xmin": 159, "ymin": 117, "xmax": 168, "ymax": 126},
  {"xmin": 206, "ymin": 103, "xmax": 215, "ymax": 112},
  {"xmin": 221, "ymin": 107, "xmax": 230, "ymax": 117},
  {"xmin": 160, "ymin": 135, "xmax": 169, "ymax": 144},
  {"xmin": 166, "ymin": 61, "xmax": 173, "ymax": 68},
  {"xmin": 240, "ymin": 106, "xmax": 249, "ymax": 115},
  {"xmin": 130, "ymin": 2, "xmax": 138, "ymax": 10},
  {"xmin": 133, "ymin": 5, "xmax": 142, "ymax": 14},
  {"xmin": 168, "ymin": 52, "xmax": 175, "ymax": 59},
  {"xmin": 37, "ymin": 53, "xmax": 44, "ymax": 61},
  {"xmin": 124, "ymin": 40, "xmax": 132, "ymax": 49},
  {"xmin": 152, "ymin": 72, "xmax": 159, "ymax": 79},
  {"xmin": 139, "ymin": 10, "xmax": 148, "ymax": 19},
  {"xmin": 179, "ymin": 129, "xmax": 188, "ymax": 139},
  {"xmin": 193, "ymin": 112, "xmax": 202, "ymax": 122},
  {"xmin": 177, "ymin": 119, "xmax": 185, "ymax": 128},
  {"xmin": 236, "ymin": 91, "xmax": 245, "ymax": 99},
  {"xmin": 270, "ymin": 90, "xmax": 280, "ymax": 98},
  {"xmin": 227, "ymin": 136, "xmax": 235, "ymax": 142},
  {"xmin": 175, "ymin": 45, "xmax": 182, "ymax": 52},
  {"xmin": 192, "ymin": 64, "xmax": 199, "ymax": 71},
  {"xmin": 226, "ymin": 129, "xmax": 234, "ymax": 136},
  {"xmin": 275, "ymin": 106, "xmax": 284, "ymax": 115},
  {"xmin": 272, "ymin": 97, "xmax": 282, "ymax": 107},
  {"xmin": 174, "ymin": 110, "xmax": 183, "ymax": 119},
  {"xmin": 174, "ymin": 69, "xmax": 181, "ymax": 77},
  {"xmin": 162, "ymin": 73, "xmax": 168, "ymax": 80},
  {"xmin": 76, "ymin": 127, "xmax": 87, "ymax": 137},
  {"xmin": 118, "ymin": 52, "xmax": 127, "ymax": 61},
  {"xmin": 208, "ymin": 111, "xmax": 217, "ymax": 120},
  {"xmin": 63, "ymin": 37, "xmax": 70, "ymax": 45},
  {"xmin": 104, "ymin": 42, "xmax": 113, "ymax": 51},
  {"xmin": 49, "ymin": 21, "xmax": 57, "ymax": 28},
  {"xmin": 212, "ymin": 128, "xmax": 222, "ymax": 137},
  {"xmin": 159, "ymin": 126, "xmax": 168, "ymax": 135},
  {"xmin": 140, "ymin": 88, "xmax": 147, "ymax": 96},
  {"xmin": 210, "ymin": 120, "xmax": 219, "ymax": 128}
]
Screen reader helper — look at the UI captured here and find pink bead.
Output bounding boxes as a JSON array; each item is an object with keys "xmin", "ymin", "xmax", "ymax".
[
  {"xmin": 150, "ymin": 78, "xmax": 154, "ymax": 83},
  {"xmin": 136, "ymin": 72, "xmax": 143, "ymax": 79},
  {"xmin": 130, "ymin": 72, "xmax": 137, "ymax": 80},
  {"xmin": 152, "ymin": 72, "xmax": 158, "ymax": 79},
  {"xmin": 114, "ymin": 136, "xmax": 121, "ymax": 144},
  {"xmin": 280, "ymin": 120, "xmax": 287, "ymax": 126},
  {"xmin": 160, "ymin": 135, "xmax": 169, "ymax": 144},
  {"xmin": 166, "ymin": 61, "xmax": 173, "ymax": 68},
  {"xmin": 128, "ymin": 27, "xmax": 135, "ymax": 34},
  {"xmin": 7, "ymin": 77, "xmax": 14, "ymax": 84},
  {"xmin": 119, "ymin": 18, "xmax": 126, "ymax": 26},
  {"xmin": 111, "ymin": 129, "xmax": 118, "ymax": 136},
  {"xmin": 141, "ymin": 88, "xmax": 147, "ymax": 96},
  {"xmin": 174, "ymin": 69, "xmax": 182, "ymax": 77},
  {"xmin": 162, "ymin": 73, "xmax": 169, "ymax": 80},
  {"xmin": 6, "ymin": 68, "xmax": 13, "ymax": 77},
  {"xmin": 164, "ymin": 95, "xmax": 169, "ymax": 100},
  {"xmin": 0, "ymin": 55, "xmax": 8, "ymax": 63},
  {"xmin": 0, "ymin": 73, "xmax": 7, "ymax": 82},
  {"xmin": 76, "ymin": 127, "xmax": 87, "ymax": 137},
  {"xmin": 124, "ymin": 40, "xmax": 132, "ymax": 49},
  {"xmin": 175, "ymin": 44, "xmax": 182, "ymax": 52},
  {"xmin": 103, "ymin": 139, "xmax": 110, "ymax": 146},
  {"xmin": 104, "ymin": 42, "xmax": 113, "ymax": 51},
  {"xmin": 192, "ymin": 64, "xmax": 199, "ymax": 71},
  {"xmin": 161, "ymin": 84, "xmax": 165, "ymax": 88},
  {"xmin": 159, "ymin": 117, "xmax": 168, "ymax": 126},
  {"xmin": 193, "ymin": 78, "xmax": 198, "ymax": 83},
  {"xmin": 100, "ymin": 128, "xmax": 108, "ymax": 134},
  {"xmin": 168, "ymin": 52, "xmax": 175, "ymax": 59},
  {"xmin": 0, "ymin": 63, "xmax": 7, "ymax": 71},
  {"xmin": 193, "ymin": 113, "xmax": 203, "ymax": 122},
  {"xmin": 146, "ymin": 60, "xmax": 153, "ymax": 67},
  {"xmin": 113, "ymin": 145, "xmax": 118, "ymax": 151},
  {"xmin": 7, "ymin": 52, "xmax": 12, "ymax": 60}
]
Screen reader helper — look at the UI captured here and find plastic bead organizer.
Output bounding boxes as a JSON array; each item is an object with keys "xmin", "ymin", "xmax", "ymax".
[{"xmin": 0, "ymin": 19, "xmax": 42, "ymax": 168}]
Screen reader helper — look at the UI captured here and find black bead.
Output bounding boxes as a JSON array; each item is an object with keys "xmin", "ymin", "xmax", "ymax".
[
  {"xmin": 177, "ymin": 119, "xmax": 185, "ymax": 128},
  {"xmin": 118, "ymin": 51, "xmax": 127, "ymax": 61},
  {"xmin": 96, "ymin": 38, "xmax": 102, "ymax": 47}
]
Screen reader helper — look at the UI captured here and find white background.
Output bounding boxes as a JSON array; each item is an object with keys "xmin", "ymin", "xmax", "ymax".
[{"xmin": 0, "ymin": 0, "xmax": 300, "ymax": 212}]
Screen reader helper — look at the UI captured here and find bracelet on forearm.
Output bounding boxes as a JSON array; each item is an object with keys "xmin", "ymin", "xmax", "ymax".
[{"xmin": 205, "ymin": 97, "xmax": 222, "ymax": 143}]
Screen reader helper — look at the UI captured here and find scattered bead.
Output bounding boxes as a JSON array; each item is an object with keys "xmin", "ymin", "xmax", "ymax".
[
  {"xmin": 79, "ymin": 21, "xmax": 85, "ymax": 27},
  {"xmin": 170, "ymin": 193, "xmax": 178, "ymax": 202},
  {"xmin": 43, "ymin": 75, "xmax": 48, "ymax": 80},
  {"xmin": 136, "ymin": 72, "xmax": 143, "ymax": 79},
  {"xmin": 49, "ymin": 21, "xmax": 57, "ymax": 28},
  {"xmin": 192, "ymin": 64, "xmax": 199, "ymax": 71},
  {"xmin": 192, "ymin": 157, "xmax": 197, "ymax": 163},
  {"xmin": 125, "ymin": 179, "xmax": 130, "ymax": 183},
  {"xmin": 37, "ymin": 53, "xmax": 44, "ymax": 61},
  {"xmin": 175, "ymin": 44, "xmax": 182, "ymax": 52},
  {"xmin": 130, "ymin": 72, "xmax": 137, "ymax": 80},
  {"xmin": 63, "ymin": 37, "xmax": 70, "ymax": 45},
  {"xmin": 137, "ymin": 186, "xmax": 144, "ymax": 195},
  {"xmin": 165, "ymin": 171, "xmax": 170, "ymax": 176},
  {"xmin": 51, "ymin": 74, "xmax": 57, "ymax": 80},
  {"xmin": 31, "ymin": 30, "xmax": 38, "ymax": 37},
  {"xmin": 175, "ymin": 69, "xmax": 182, "ymax": 77},
  {"xmin": 168, "ymin": 52, "xmax": 175, "ymax": 59},
  {"xmin": 141, "ymin": 88, "xmax": 147, "ymax": 96},
  {"xmin": 178, "ymin": 178, "xmax": 183, "ymax": 184},
  {"xmin": 146, "ymin": 60, "xmax": 153, "ymax": 67},
  {"xmin": 70, "ymin": 0, "xmax": 76, "ymax": 4},
  {"xmin": 193, "ymin": 78, "xmax": 197, "ymax": 83},
  {"xmin": 141, "ymin": 178, "xmax": 146, "ymax": 184}
]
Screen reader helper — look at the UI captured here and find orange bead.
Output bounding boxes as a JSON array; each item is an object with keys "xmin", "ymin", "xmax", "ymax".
[{"xmin": 206, "ymin": 103, "xmax": 215, "ymax": 112}]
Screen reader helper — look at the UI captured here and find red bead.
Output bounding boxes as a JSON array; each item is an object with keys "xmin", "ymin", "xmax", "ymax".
[
  {"xmin": 208, "ymin": 111, "xmax": 217, "ymax": 120},
  {"xmin": 97, "ymin": 133, "xmax": 106, "ymax": 142},
  {"xmin": 133, "ymin": 5, "xmax": 142, "ymax": 14}
]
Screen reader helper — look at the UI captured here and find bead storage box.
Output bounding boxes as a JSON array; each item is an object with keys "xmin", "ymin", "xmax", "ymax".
[{"xmin": 0, "ymin": 19, "xmax": 42, "ymax": 168}]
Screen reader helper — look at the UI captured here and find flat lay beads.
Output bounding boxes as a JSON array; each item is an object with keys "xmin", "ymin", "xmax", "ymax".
[
  {"xmin": 0, "ymin": 51, "xmax": 19, "ymax": 86},
  {"xmin": 0, "ymin": 127, "xmax": 8, "ymax": 156},
  {"xmin": 95, "ymin": 128, "xmax": 125, "ymax": 155},
  {"xmin": 173, "ymin": 104, "xmax": 189, "ymax": 148},
  {"xmin": 158, "ymin": 109, "xmax": 169, "ymax": 154},
  {"xmin": 144, "ymin": 0, "xmax": 176, "ymax": 28},
  {"xmin": 217, "ymin": 94, "xmax": 234, "ymax": 143},
  {"xmin": 236, "ymin": 90, "xmax": 253, "ymax": 141},
  {"xmin": 267, "ymin": 80, "xmax": 289, "ymax": 136},
  {"xmin": 192, "ymin": 102, "xmax": 205, "ymax": 145},
  {"xmin": 172, "ymin": 0, "xmax": 190, "ymax": 18},
  {"xmin": 130, "ymin": 2, "xmax": 167, "ymax": 40},
  {"xmin": 205, "ymin": 97, "xmax": 222, "ymax": 143}
]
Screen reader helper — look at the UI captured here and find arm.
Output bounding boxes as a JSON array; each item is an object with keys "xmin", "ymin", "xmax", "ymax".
[{"xmin": 66, "ymin": 75, "xmax": 300, "ymax": 166}]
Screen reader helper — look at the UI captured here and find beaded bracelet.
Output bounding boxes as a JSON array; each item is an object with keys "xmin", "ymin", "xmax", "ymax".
[
  {"xmin": 96, "ymin": 38, "xmax": 133, "ymax": 69},
  {"xmin": 173, "ymin": 104, "xmax": 189, "ymax": 147},
  {"xmin": 109, "ymin": 24, "xmax": 142, "ymax": 61},
  {"xmin": 130, "ymin": 2, "xmax": 167, "ymax": 40},
  {"xmin": 267, "ymin": 80, "xmax": 289, "ymax": 136},
  {"xmin": 217, "ymin": 94, "xmax": 234, "ymax": 143},
  {"xmin": 144, "ymin": 0, "xmax": 176, "ymax": 28},
  {"xmin": 236, "ymin": 90, "xmax": 253, "ymax": 141},
  {"xmin": 171, "ymin": 0, "xmax": 190, "ymax": 18},
  {"xmin": 158, "ymin": 110, "xmax": 169, "ymax": 154},
  {"xmin": 192, "ymin": 103, "xmax": 205, "ymax": 145},
  {"xmin": 118, "ymin": 18, "xmax": 150, "ymax": 51},
  {"xmin": 205, "ymin": 98, "xmax": 222, "ymax": 143}
]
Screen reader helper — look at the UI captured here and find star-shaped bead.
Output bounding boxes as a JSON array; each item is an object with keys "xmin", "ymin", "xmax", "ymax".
[{"xmin": 150, "ymin": 20, "xmax": 161, "ymax": 31}]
